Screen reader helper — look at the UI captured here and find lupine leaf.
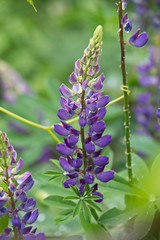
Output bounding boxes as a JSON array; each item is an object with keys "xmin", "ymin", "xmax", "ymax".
[
  {"xmin": 82, "ymin": 201, "xmax": 91, "ymax": 222},
  {"xmin": 48, "ymin": 175, "xmax": 60, "ymax": 182},
  {"xmin": 86, "ymin": 200, "xmax": 102, "ymax": 212},
  {"xmin": 45, "ymin": 195, "xmax": 76, "ymax": 208},
  {"xmin": 27, "ymin": 0, "xmax": 37, "ymax": 12},
  {"xmin": 85, "ymin": 196, "xmax": 101, "ymax": 200},
  {"xmin": 134, "ymin": 203, "xmax": 156, "ymax": 239},
  {"xmin": 84, "ymin": 188, "xmax": 93, "ymax": 197},
  {"xmin": 73, "ymin": 200, "xmax": 82, "ymax": 217},
  {"xmin": 44, "ymin": 171, "xmax": 62, "ymax": 175},
  {"xmin": 102, "ymin": 173, "xmax": 144, "ymax": 196},
  {"xmin": 132, "ymin": 153, "xmax": 149, "ymax": 187},
  {"xmin": 99, "ymin": 207, "xmax": 139, "ymax": 226},
  {"xmin": 151, "ymin": 153, "xmax": 160, "ymax": 175},
  {"xmin": 79, "ymin": 210, "xmax": 112, "ymax": 240},
  {"xmin": 89, "ymin": 206, "xmax": 99, "ymax": 221},
  {"xmin": 64, "ymin": 196, "xmax": 80, "ymax": 200},
  {"xmin": 70, "ymin": 185, "xmax": 81, "ymax": 196}
]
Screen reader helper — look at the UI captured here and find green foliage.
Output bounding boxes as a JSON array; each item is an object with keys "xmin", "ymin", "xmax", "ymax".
[
  {"xmin": 0, "ymin": 212, "xmax": 9, "ymax": 233},
  {"xmin": 73, "ymin": 200, "xmax": 82, "ymax": 218},
  {"xmin": 99, "ymin": 153, "xmax": 160, "ymax": 238}
]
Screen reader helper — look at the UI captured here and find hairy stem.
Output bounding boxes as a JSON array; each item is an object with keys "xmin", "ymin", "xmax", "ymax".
[
  {"xmin": 80, "ymin": 89, "xmax": 89, "ymax": 191},
  {"xmin": 118, "ymin": 0, "xmax": 133, "ymax": 181}
]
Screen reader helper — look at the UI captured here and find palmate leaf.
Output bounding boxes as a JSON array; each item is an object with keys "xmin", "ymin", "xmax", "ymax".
[
  {"xmin": 27, "ymin": 0, "xmax": 37, "ymax": 12},
  {"xmin": 99, "ymin": 207, "xmax": 139, "ymax": 226},
  {"xmin": 73, "ymin": 200, "xmax": 82, "ymax": 217},
  {"xmin": 85, "ymin": 200, "xmax": 102, "ymax": 212},
  {"xmin": 102, "ymin": 172, "xmax": 145, "ymax": 197},
  {"xmin": 79, "ymin": 210, "xmax": 112, "ymax": 240},
  {"xmin": 85, "ymin": 195, "xmax": 101, "ymax": 200},
  {"xmin": 84, "ymin": 188, "xmax": 93, "ymax": 197},
  {"xmin": 89, "ymin": 206, "xmax": 99, "ymax": 221},
  {"xmin": 48, "ymin": 175, "xmax": 61, "ymax": 182},
  {"xmin": 82, "ymin": 201, "xmax": 91, "ymax": 223},
  {"xmin": 70, "ymin": 185, "xmax": 81, "ymax": 197},
  {"xmin": 134, "ymin": 203, "xmax": 156, "ymax": 239},
  {"xmin": 64, "ymin": 196, "xmax": 80, "ymax": 200},
  {"xmin": 44, "ymin": 171, "xmax": 62, "ymax": 175},
  {"xmin": 132, "ymin": 153, "xmax": 149, "ymax": 189}
]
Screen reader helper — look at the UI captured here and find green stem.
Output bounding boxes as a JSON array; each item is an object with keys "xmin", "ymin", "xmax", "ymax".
[
  {"xmin": 0, "ymin": 106, "xmax": 61, "ymax": 143},
  {"xmin": 80, "ymin": 89, "xmax": 89, "ymax": 190},
  {"xmin": 0, "ymin": 93, "xmax": 125, "ymax": 144},
  {"xmin": 118, "ymin": 0, "xmax": 133, "ymax": 181}
]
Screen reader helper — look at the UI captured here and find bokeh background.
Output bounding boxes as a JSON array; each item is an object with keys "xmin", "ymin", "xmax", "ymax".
[{"xmin": 0, "ymin": 0, "xmax": 160, "ymax": 238}]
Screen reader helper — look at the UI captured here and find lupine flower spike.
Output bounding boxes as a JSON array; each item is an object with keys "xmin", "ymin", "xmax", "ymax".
[
  {"xmin": 54, "ymin": 25, "xmax": 114, "ymax": 202},
  {"xmin": 0, "ymin": 131, "xmax": 45, "ymax": 240}
]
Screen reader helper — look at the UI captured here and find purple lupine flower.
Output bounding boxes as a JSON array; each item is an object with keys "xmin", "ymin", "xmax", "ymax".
[
  {"xmin": 0, "ymin": 207, "xmax": 7, "ymax": 217},
  {"xmin": 0, "ymin": 132, "xmax": 45, "ymax": 239},
  {"xmin": 85, "ymin": 142, "xmax": 95, "ymax": 154},
  {"xmin": 53, "ymin": 25, "xmax": 114, "ymax": 202},
  {"xmin": 97, "ymin": 170, "xmax": 114, "ymax": 183},
  {"xmin": 129, "ymin": 28, "xmax": 149, "ymax": 48},
  {"xmin": 94, "ymin": 134, "xmax": 112, "ymax": 147},
  {"xmin": 63, "ymin": 178, "xmax": 78, "ymax": 188},
  {"xmin": 56, "ymin": 143, "xmax": 72, "ymax": 156},
  {"xmin": 121, "ymin": 13, "xmax": 132, "ymax": 33},
  {"xmin": 59, "ymin": 83, "xmax": 73, "ymax": 97},
  {"xmin": 54, "ymin": 124, "xmax": 70, "ymax": 136}
]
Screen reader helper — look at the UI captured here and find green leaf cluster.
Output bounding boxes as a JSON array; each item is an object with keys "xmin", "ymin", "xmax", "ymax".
[{"xmin": 99, "ymin": 153, "xmax": 160, "ymax": 239}]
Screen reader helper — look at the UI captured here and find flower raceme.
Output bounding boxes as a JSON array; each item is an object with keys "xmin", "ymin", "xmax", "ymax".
[
  {"xmin": 54, "ymin": 25, "xmax": 114, "ymax": 202},
  {"xmin": 121, "ymin": 1, "xmax": 149, "ymax": 48},
  {"xmin": 0, "ymin": 131, "xmax": 45, "ymax": 240}
]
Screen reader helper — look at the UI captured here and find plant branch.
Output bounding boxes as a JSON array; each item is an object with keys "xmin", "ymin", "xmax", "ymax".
[
  {"xmin": 0, "ymin": 93, "xmax": 125, "ymax": 144},
  {"xmin": 118, "ymin": 0, "xmax": 133, "ymax": 181}
]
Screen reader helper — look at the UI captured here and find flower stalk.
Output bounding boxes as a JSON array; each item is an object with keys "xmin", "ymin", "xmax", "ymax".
[
  {"xmin": 118, "ymin": 0, "xmax": 133, "ymax": 181},
  {"xmin": 0, "ymin": 94, "xmax": 126, "ymax": 143}
]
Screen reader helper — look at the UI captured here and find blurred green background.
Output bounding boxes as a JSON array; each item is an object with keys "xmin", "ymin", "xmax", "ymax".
[{"xmin": 0, "ymin": 0, "xmax": 159, "ymax": 238}]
